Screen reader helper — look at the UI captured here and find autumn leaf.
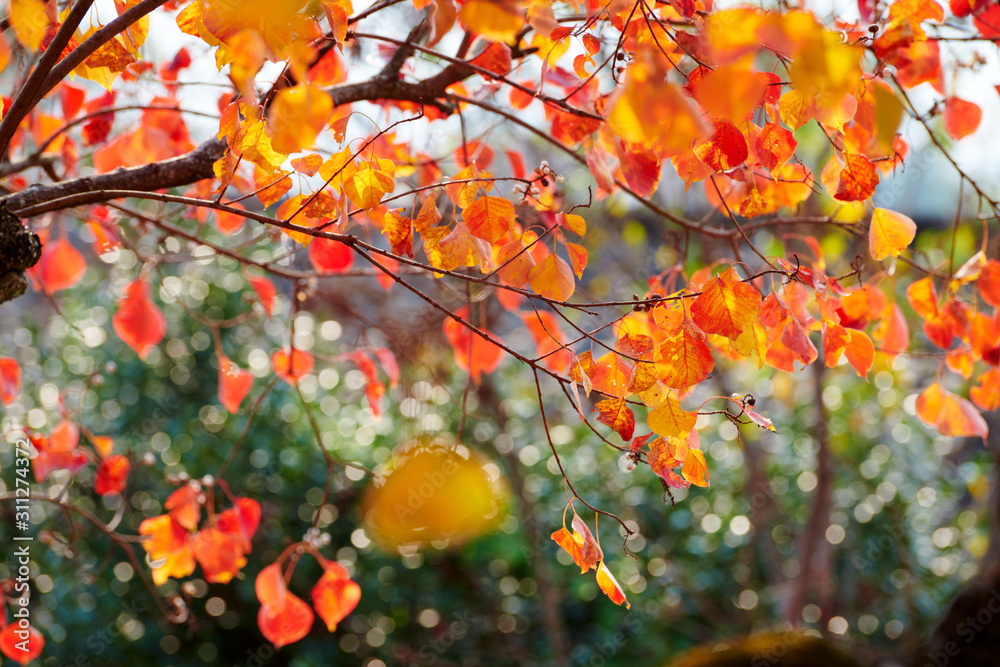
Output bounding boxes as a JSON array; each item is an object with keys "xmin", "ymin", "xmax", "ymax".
[
  {"xmin": 833, "ymin": 154, "xmax": 879, "ymax": 202},
  {"xmin": 458, "ymin": 0, "xmax": 525, "ymax": 42},
  {"xmin": 112, "ymin": 278, "xmax": 166, "ymax": 360},
  {"xmin": 551, "ymin": 514, "xmax": 603, "ymax": 574},
  {"xmin": 256, "ymin": 564, "xmax": 314, "ymax": 648},
  {"xmin": 248, "ymin": 275, "xmax": 276, "ymax": 316},
  {"xmin": 528, "ymin": 252, "xmax": 575, "ymax": 302},
  {"xmin": 869, "ymin": 207, "xmax": 917, "ymax": 261},
  {"xmin": 94, "ymin": 454, "xmax": 130, "ymax": 496},
  {"xmin": 464, "ymin": 195, "xmax": 516, "ymax": 244},
  {"xmin": 309, "ymin": 237, "xmax": 355, "ymax": 274},
  {"xmin": 656, "ymin": 321, "xmax": 715, "ymax": 390},
  {"xmin": 269, "ymin": 83, "xmax": 333, "ymax": 154},
  {"xmin": 596, "ymin": 561, "xmax": 630, "ymax": 609},
  {"xmin": 595, "ymin": 397, "xmax": 635, "ymax": 441},
  {"xmin": 193, "ymin": 528, "xmax": 247, "ymax": 583},
  {"xmin": 311, "ymin": 561, "xmax": 362, "ymax": 632},
  {"xmin": 33, "ymin": 238, "xmax": 87, "ymax": 292},
  {"xmin": 690, "ymin": 267, "xmax": 762, "ymax": 340},
  {"xmin": 916, "ymin": 382, "xmax": 988, "ymax": 440},
  {"xmin": 345, "ymin": 158, "xmax": 395, "ymax": 210},
  {"xmin": 442, "ymin": 308, "xmax": 504, "ymax": 382},
  {"xmin": 219, "ymin": 356, "xmax": 254, "ymax": 413},
  {"xmin": 271, "ymin": 347, "xmax": 315, "ymax": 384},
  {"xmin": 943, "ymin": 97, "xmax": 982, "ymax": 141},
  {"xmin": 0, "ymin": 622, "xmax": 44, "ymax": 665},
  {"xmin": 647, "ymin": 396, "xmax": 697, "ymax": 439},
  {"xmin": 0, "ymin": 357, "xmax": 22, "ymax": 405},
  {"xmin": 682, "ymin": 448, "xmax": 710, "ymax": 487},
  {"xmin": 139, "ymin": 514, "xmax": 196, "ymax": 585},
  {"xmin": 694, "ymin": 119, "xmax": 749, "ymax": 172},
  {"xmin": 979, "ymin": 260, "xmax": 1000, "ymax": 307},
  {"xmin": 10, "ymin": 0, "xmax": 48, "ymax": 50},
  {"xmin": 756, "ymin": 122, "xmax": 797, "ymax": 173}
]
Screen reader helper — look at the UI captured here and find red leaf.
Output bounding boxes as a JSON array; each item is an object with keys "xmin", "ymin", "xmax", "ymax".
[
  {"xmin": 442, "ymin": 306, "xmax": 504, "ymax": 383},
  {"xmin": 112, "ymin": 277, "xmax": 166, "ymax": 360},
  {"xmin": 755, "ymin": 122, "xmax": 797, "ymax": 173},
  {"xmin": 0, "ymin": 357, "xmax": 21, "ymax": 405},
  {"xmin": 193, "ymin": 528, "xmax": 247, "ymax": 583},
  {"xmin": 33, "ymin": 238, "xmax": 87, "ymax": 292},
  {"xmin": 165, "ymin": 483, "xmax": 201, "ymax": 531},
  {"xmin": 219, "ymin": 356, "xmax": 253, "ymax": 413},
  {"xmin": 248, "ymin": 275, "xmax": 276, "ymax": 317},
  {"xmin": 0, "ymin": 622, "xmax": 44, "ymax": 665},
  {"xmin": 943, "ymin": 97, "xmax": 982, "ymax": 140},
  {"xmin": 309, "ymin": 237, "xmax": 355, "ymax": 274},
  {"xmin": 256, "ymin": 564, "xmax": 314, "ymax": 648},
  {"xmin": 94, "ymin": 454, "xmax": 130, "ymax": 496},
  {"xmin": 217, "ymin": 497, "xmax": 261, "ymax": 552},
  {"xmin": 979, "ymin": 259, "xmax": 1000, "ymax": 307},
  {"xmin": 834, "ymin": 154, "xmax": 880, "ymax": 202},
  {"xmin": 694, "ymin": 119, "xmax": 748, "ymax": 171},
  {"xmin": 311, "ymin": 561, "xmax": 362, "ymax": 632},
  {"xmin": 271, "ymin": 347, "xmax": 315, "ymax": 384}
]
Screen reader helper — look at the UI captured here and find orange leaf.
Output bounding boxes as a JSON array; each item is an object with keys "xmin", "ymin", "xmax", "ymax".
[
  {"xmin": 269, "ymin": 83, "xmax": 333, "ymax": 154},
  {"xmin": 907, "ymin": 276, "xmax": 938, "ymax": 319},
  {"xmin": 916, "ymin": 382, "xmax": 988, "ymax": 440},
  {"xmin": 382, "ymin": 210, "xmax": 413, "ymax": 257},
  {"xmin": 978, "ymin": 259, "xmax": 1000, "ymax": 307},
  {"xmin": 971, "ymin": 369, "xmax": 1000, "ymax": 411},
  {"xmin": 833, "ymin": 154, "xmax": 879, "ymax": 202},
  {"xmin": 112, "ymin": 278, "xmax": 166, "ymax": 360},
  {"xmin": 193, "ymin": 527, "xmax": 247, "ymax": 583},
  {"xmin": 844, "ymin": 329, "xmax": 875, "ymax": 379},
  {"xmin": 595, "ymin": 561, "xmax": 630, "ymax": 609},
  {"xmin": 0, "ymin": 357, "xmax": 21, "ymax": 405},
  {"xmin": 656, "ymin": 321, "xmax": 715, "ymax": 390},
  {"xmin": 943, "ymin": 97, "xmax": 982, "ymax": 141},
  {"xmin": 34, "ymin": 238, "xmax": 87, "ymax": 292},
  {"xmin": 682, "ymin": 448, "xmax": 710, "ymax": 487},
  {"xmin": 139, "ymin": 514, "xmax": 196, "ymax": 585},
  {"xmin": 464, "ymin": 195, "xmax": 516, "ymax": 244},
  {"xmin": 690, "ymin": 267, "xmax": 762, "ymax": 340},
  {"xmin": 219, "ymin": 356, "xmax": 254, "ymax": 413},
  {"xmin": 0, "ymin": 622, "xmax": 44, "ymax": 665},
  {"xmin": 755, "ymin": 122, "xmax": 797, "ymax": 173},
  {"xmin": 528, "ymin": 252, "xmax": 575, "ymax": 302},
  {"xmin": 217, "ymin": 497, "xmax": 261, "ymax": 552},
  {"xmin": 442, "ymin": 307, "xmax": 504, "ymax": 383},
  {"xmin": 552, "ymin": 514, "xmax": 603, "ymax": 573},
  {"xmin": 215, "ymin": 205, "xmax": 246, "ymax": 235},
  {"xmin": 595, "ymin": 397, "xmax": 635, "ymax": 441},
  {"xmin": 869, "ymin": 207, "xmax": 916, "ymax": 261},
  {"xmin": 271, "ymin": 347, "xmax": 315, "ymax": 384},
  {"xmin": 469, "ymin": 41, "xmax": 512, "ymax": 77},
  {"xmin": 566, "ymin": 241, "xmax": 588, "ymax": 279},
  {"xmin": 94, "ymin": 454, "xmax": 130, "ymax": 496},
  {"xmin": 521, "ymin": 310, "xmax": 572, "ymax": 374},
  {"xmin": 311, "ymin": 562, "xmax": 362, "ymax": 632},
  {"xmin": 258, "ymin": 584, "xmax": 314, "ymax": 648},
  {"xmin": 345, "ymin": 158, "xmax": 395, "ymax": 210}
]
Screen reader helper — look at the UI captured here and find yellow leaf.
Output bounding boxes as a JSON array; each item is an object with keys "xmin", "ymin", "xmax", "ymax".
[
  {"xmin": 869, "ymin": 207, "xmax": 916, "ymax": 261},
  {"xmin": 647, "ymin": 396, "xmax": 696, "ymax": 439},
  {"xmin": 269, "ymin": 84, "xmax": 334, "ymax": 154},
  {"xmin": 74, "ymin": 35, "xmax": 137, "ymax": 90},
  {"xmin": 345, "ymin": 158, "xmax": 395, "ymax": 210},
  {"xmin": 240, "ymin": 115, "xmax": 288, "ymax": 173},
  {"xmin": 458, "ymin": 0, "xmax": 525, "ymax": 43},
  {"xmin": 10, "ymin": 0, "xmax": 48, "ymax": 51}
]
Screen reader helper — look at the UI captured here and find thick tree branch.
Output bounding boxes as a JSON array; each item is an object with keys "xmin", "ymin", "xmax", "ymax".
[{"xmin": 3, "ymin": 138, "xmax": 227, "ymax": 214}]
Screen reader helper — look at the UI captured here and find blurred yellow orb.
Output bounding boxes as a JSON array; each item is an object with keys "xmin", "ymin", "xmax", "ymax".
[{"xmin": 362, "ymin": 438, "xmax": 508, "ymax": 551}]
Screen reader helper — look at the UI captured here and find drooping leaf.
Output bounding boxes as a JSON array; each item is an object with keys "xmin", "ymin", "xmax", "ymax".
[
  {"xmin": 269, "ymin": 83, "xmax": 334, "ymax": 154},
  {"xmin": 528, "ymin": 252, "xmax": 575, "ymax": 302},
  {"xmin": 112, "ymin": 278, "xmax": 166, "ymax": 360},
  {"xmin": 442, "ymin": 307, "xmax": 504, "ymax": 383},
  {"xmin": 271, "ymin": 347, "xmax": 315, "ymax": 384},
  {"xmin": 464, "ymin": 195, "xmax": 516, "ymax": 244},
  {"xmin": 833, "ymin": 154, "xmax": 879, "ymax": 202},
  {"xmin": 0, "ymin": 357, "xmax": 22, "ymax": 405},
  {"xmin": 869, "ymin": 207, "xmax": 917, "ymax": 261},
  {"xmin": 682, "ymin": 448, "xmax": 710, "ymax": 487},
  {"xmin": 0, "ymin": 622, "xmax": 44, "ymax": 665},
  {"xmin": 311, "ymin": 562, "xmax": 362, "ymax": 632},
  {"xmin": 595, "ymin": 397, "xmax": 635, "ymax": 441},
  {"xmin": 94, "ymin": 454, "xmax": 130, "ymax": 496},
  {"xmin": 690, "ymin": 267, "xmax": 762, "ymax": 340},
  {"xmin": 33, "ymin": 238, "xmax": 87, "ymax": 292},
  {"xmin": 219, "ymin": 356, "xmax": 254, "ymax": 413},
  {"xmin": 647, "ymin": 396, "xmax": 697, "ymax": 439},
  {"xmin": 139, "ymin": 514, "xmax": 196, "ymax": 585},
  {"xmin": 595, "ymin": 561, "xmax": 630, "ymax": 609},
  {"xmin": 248, "ymin": 275, "xmax": 276, "ymax": 316},
  {"xmin": 943, "ymin": 97, "xmax": 982, "ymax": 141}
]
